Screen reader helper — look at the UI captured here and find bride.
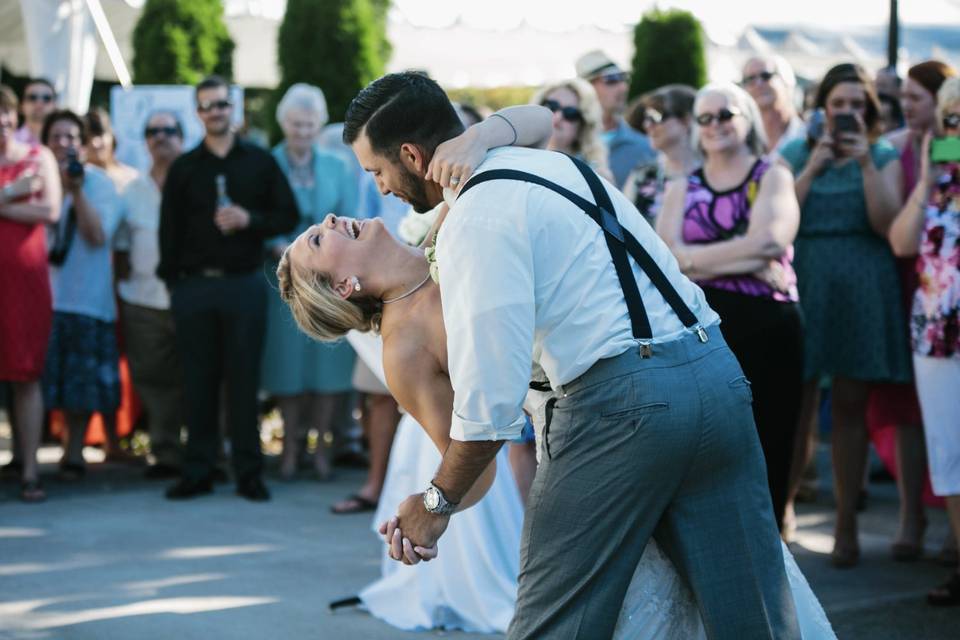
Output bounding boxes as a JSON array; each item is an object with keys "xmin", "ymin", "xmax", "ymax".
[{"xmin": 276, "ymin": 111, "xmax": 835, "ymax": 639}]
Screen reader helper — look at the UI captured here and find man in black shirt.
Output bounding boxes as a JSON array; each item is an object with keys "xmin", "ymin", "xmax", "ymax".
[{"xmin": 158, "ymin": 75, "xmax": 298, "ymax": 501}]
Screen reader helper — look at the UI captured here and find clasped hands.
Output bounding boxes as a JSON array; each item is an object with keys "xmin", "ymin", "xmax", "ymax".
[{"xmin": 378, "ymin": 492, "xmax": 448, "ymax": 565}]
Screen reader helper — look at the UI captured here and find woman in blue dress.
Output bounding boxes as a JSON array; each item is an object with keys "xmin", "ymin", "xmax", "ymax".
[{"xmin": 262, "ymin": 84, "xmax": 358, "ymax": 479}]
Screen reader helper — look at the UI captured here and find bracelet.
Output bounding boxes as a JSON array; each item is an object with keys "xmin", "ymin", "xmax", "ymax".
[{"xmin": 490, "ymin": 112, "xmax": 518, "ymax": 146}]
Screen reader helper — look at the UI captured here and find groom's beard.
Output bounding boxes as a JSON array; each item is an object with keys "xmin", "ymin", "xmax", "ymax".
[{"xmin": 398, "ymin": 165, "xmax": 433, "ymax": 213}]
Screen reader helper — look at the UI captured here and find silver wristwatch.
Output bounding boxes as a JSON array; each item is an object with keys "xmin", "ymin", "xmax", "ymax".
[{"xmin": 423, "ymin": 481, "xmax": 458, "ymax": 515}]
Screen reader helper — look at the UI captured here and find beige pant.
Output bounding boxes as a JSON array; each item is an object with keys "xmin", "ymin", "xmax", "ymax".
[{"xmin": 121, "ymin": 301, "xmax": 183, "ymax": 467}]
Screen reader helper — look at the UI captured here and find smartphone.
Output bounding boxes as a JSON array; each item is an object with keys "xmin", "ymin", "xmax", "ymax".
[
  {"xmin": 833, "ymin": 113, "xmax": 860, "ymax": 136},
  {"xmin": 930, "ymin": 137, "xmax": 960, "ymax": 164},
  {"xmin": 806, "ymin": 109, "xmax": 825, "ymax": 143}
]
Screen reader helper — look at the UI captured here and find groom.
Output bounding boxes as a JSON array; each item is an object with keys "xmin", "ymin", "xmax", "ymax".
[{"xmin": 343, "ymin": 72, "xmax": 800, "ymax": 640}]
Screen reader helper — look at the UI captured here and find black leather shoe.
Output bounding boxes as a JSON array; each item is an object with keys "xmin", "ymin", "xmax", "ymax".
[
  {"xmin": 165, "ymin": 477, "xmax": 213, "ymax": 500},
  {"xmin": 236, "ymin": 477, "xmax": 271, "ymax": 502}
]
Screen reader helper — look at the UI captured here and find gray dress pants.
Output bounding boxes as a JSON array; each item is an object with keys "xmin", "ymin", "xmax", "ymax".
[{"xmin": 507, "ymin": 325, "xmax": 800, "ymax": 640}]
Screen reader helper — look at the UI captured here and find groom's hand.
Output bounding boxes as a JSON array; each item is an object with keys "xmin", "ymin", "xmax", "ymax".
[{"xmin": 389, "ymin": 493, "xmax": 450, "ymax": 565}]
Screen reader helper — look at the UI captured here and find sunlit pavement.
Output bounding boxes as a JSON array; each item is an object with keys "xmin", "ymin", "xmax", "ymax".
[{"xmin": 1, "ymin": 443, "xmax": 957, "ymax": 639}]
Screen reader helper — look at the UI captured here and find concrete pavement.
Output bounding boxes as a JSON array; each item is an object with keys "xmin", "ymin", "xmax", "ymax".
[{"xmin": 1, "ymin": 443, "xmax": 958, "ymax": 639}]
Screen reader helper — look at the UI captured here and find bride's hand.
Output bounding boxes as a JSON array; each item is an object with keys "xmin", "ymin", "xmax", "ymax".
[
  {"xmin": 379, "ymin": 517, "xmax": 439, "ymax": 563},
  {"xmin": 426, "ymin": 126, "xmax": 486, "ymax": 190}
]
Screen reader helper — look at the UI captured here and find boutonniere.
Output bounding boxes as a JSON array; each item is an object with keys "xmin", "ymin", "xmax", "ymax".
[{"xmin": 424, "ymin": 233, "xmax": 439, "ymax": 284}]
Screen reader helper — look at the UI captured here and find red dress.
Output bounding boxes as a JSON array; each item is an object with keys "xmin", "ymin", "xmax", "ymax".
[{"xmin": 0, "ymin": 145, "xmax": 52, "ymax": 381}]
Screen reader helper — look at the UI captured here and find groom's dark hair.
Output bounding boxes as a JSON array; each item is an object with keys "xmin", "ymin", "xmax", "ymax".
[{"xmin": 343, "ymin": 72, "xmax": 465, "ymax": 159}]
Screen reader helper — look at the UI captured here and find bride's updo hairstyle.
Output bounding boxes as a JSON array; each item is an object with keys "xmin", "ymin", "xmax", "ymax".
[{"xmin": 276, "ymin": 246, "xmax": 382, "ymax": 342}]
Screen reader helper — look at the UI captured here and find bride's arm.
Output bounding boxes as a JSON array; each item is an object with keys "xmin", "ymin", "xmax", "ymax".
[
  {"xmin": 384, "ymin": 345, "xmax": 497, "ymax": 511},
  {"xmin": 425, "ymin": 104, "xmax": 553, "ymax": 189}
]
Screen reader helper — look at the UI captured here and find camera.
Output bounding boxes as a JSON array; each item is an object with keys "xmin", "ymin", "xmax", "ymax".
[
  {"xmin": 65, "ymin": 148, "xmax": 84, "ymax": 179},
  {"xmin": 833, "ymin": 113, "xmax": 860, "ymax": 136}
]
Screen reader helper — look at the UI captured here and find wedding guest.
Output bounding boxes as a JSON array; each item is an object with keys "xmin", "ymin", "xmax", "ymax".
[
  {"xmin": 84, "ymin": 109, "xmax": 138, "ymax": 190},
  {"xmin": 260, "ymin": 84, "xmax": 358, "ymax": 482},
  {"xmin": 117, "ymin": 111, "xmax": 185, "ymax": 479},
  {"xmin": 575, "ymin": 49, "xmax": 655, "ymax": 188},
  {"xmin": 158, "ymin": 75, "xmax": 298, "ymax": 502},
  {"xmin": 877, "ymin": 60, "xmax": 958, "ymax": 562},
  {"xmin": 879, "ymin": 94, "xmax": 905, "ymax": 134},
  {"xmin": 41, "ymin": 109, "xmax": 124, "ymax": 480},
  {"xmin": 888, "ymin": 76, "xmax": 960, "ymax": 606},
  {"xmin": 84, "ymin": 107, "xmax": 140, "ymax": 460},
  {"xmin": 779, "ymin": 63, "xmax": 907, "ymax": 567},
  {"xmin": 0, "ymin": 85, "xmax": 61, "ymax": 501},
  {"xmin": 623, "ymin": 84, "xmax": 699, "ymax": 224},
  {"xmin": 530, "ymin": 78, "xmax": 611, "ymax": 179},
  {"xmin": 15, "ymin": 79, "xmax": 56, "ymax": 146},
  {"xmin": 741, "ymin": 55, "xmax": 806, "ymax": 154},
  {"xmin": 658, "ymin": 82, "xmax": 802, "ymax": 530}
]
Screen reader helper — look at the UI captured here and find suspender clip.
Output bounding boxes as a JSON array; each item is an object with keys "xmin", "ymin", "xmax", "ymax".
[
  {"xmin": 694, "ymin": 325, "xmax": 709, "ymax": 343},
  {"xmin": 638, "ymin": 341, "xmax": 653, "ymax": 358}
]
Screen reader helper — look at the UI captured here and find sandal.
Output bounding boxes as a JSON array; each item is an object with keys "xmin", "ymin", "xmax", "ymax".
[
  {"xmin": 20, "ymin": 479, "xmax": 46, "ymax": 503},
  {"xmin": 330, "ymin": 494, "xmax": 378, "ymax": 515},
  {"xmin": 831, "ymin": 543, "xmax": 861, "ymax": 569},
  {"xmin": 892, "ymin": 518, "xmax": 927, "ymax": 562},
  {"xmin": 927, "ymin": 573, "xmax": 960, "ymax": 606}
]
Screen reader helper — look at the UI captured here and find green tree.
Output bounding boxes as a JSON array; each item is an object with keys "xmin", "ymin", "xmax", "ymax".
[
  {"xmin": 629, "ymin": 9, "xmax": 707, "ymax": 99},
  {"xmin": 272, "ymin": 0, "xmax": 388, "ymax": 141},
  {"xmin": 132, "ymin": 0, "xmax": 234, "ymax": 84}
]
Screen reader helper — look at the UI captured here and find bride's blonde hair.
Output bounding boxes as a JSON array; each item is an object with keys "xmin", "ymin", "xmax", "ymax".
[{"xmin": 277, "ymin": 246, "xmax": 382, "ymax": 342}]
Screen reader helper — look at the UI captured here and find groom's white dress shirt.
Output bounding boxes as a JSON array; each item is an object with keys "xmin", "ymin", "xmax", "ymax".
[{"xmin": 437, "ymin": 147, "xmax": 719, "ymax": 442}]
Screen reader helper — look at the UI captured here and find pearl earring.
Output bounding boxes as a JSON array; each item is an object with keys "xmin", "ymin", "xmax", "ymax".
[{"xmin": 352, "ymin": 276, "xmax": 361, "ymax": 292}]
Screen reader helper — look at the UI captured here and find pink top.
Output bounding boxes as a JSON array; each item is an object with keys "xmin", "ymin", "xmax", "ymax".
[{"xmin": 682, "ymin": 157, "xmax": 799, "ymax": 302}]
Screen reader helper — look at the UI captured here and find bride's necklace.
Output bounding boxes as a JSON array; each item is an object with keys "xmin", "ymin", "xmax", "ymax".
[{"xmin": 381, "ymin": 271, "xmax": 432, "ymax": 305}]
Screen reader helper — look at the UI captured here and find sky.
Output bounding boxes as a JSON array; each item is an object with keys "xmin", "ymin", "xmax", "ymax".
[{"xmin": 390, "ymin": 0, "xmax": 960, "ymax": 43}]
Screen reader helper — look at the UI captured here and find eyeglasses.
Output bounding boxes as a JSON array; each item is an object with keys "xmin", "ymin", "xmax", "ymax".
[
  {"xmin": 25, "ymin": 93, "xmax": 54, "ymax": 103},
  {"xmin": 695, "ymin": 107, "xmax": 741, "ymax": 127},
  {"xmin": 943, "ymin": 113, "xmax": 960, "ymax": 130},
  {"xmin": 197, "ymin": 99, "xmax": 233, "ymax": 113},
  {"xmin": 742, "ymin": 70, "xmax": 776, "ymax": 86},
  {"xmin": 598, "ymin": 72, "xmax": 629, "ymax": 86},
  {"xmin": 541, "ymin": 99, "xmax": 583, "ymax": 123},
  {"xmin": 145, "ymin": 126, "xmax": 180, "ymax": 138}
]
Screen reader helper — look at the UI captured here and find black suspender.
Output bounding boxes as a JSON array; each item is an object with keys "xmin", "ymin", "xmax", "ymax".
[{"xmin": 457, "ymin": 154, "xmax": 706, "ymax": 351}]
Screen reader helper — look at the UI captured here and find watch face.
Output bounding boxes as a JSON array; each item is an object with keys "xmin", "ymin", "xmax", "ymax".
[{"xmin": 424, "ymin": 487, "xmax": 440, "ymax": 510}]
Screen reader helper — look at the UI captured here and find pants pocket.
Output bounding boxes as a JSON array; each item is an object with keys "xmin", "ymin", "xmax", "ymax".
[{"xmin": 728, "ymin": 375, "xmax": 754, "ymax": 405}]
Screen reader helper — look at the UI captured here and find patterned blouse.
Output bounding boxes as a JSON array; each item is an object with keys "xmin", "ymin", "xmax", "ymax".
[
  {"xmin": 682, "ymin": 157, "xmax": 799, "ymax": 302},
  {"xmin": 912, "ymin": 164, "xmax": 960, "ymax": 358}
]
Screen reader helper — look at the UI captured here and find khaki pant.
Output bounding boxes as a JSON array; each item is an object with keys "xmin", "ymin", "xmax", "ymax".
[{"xmin": 121, "ymin": 300, "xmax": 182, "ymax": 467}]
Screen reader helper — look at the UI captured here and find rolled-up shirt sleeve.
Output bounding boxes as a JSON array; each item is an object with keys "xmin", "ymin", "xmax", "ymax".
[{"xmin": 437, "ymin": 192, "xmax": 535, "ymax": 442}]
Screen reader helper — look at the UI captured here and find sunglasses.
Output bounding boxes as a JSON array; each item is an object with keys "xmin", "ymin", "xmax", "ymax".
[
  {"xmin": 542, "ymin": 99, "xmax": 583, "ymax": 123},
  {"xmin": 742, "ymin": 70, "xmax": 776, "ymax": 86},
  {"xmin": 943, "ymin": 113, "xmax": 960, "ymax": 130},
  {"xmin": 145, "ymin": 126, "xmax": 180, "ymax": 138},
  {"xmin": 642, "ymin": 108, "xmax": 675, "ymax": 129},
  {"xmin": 695, "ymin": 107, "xmax": 741, "ymax": 127},
  {"xmin": 25, "ymin": 93, "xmax": 54, "ymax": 103},
  {"xmin": 598, "ymin": 72, "xmax": 629, "ymax": 86},
  {"xmin": 197, "ymin": 99, "xmax": 233, "ymax": 113}
]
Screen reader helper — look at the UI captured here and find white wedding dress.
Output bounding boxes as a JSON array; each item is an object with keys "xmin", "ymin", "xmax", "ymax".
[{"xmin": 348, "ymin": 332, "xmax": 835, "ymax": 638}]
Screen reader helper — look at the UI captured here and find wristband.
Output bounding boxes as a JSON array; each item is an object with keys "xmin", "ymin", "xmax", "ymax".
[{"xmin": 490, "ymin": 113, "xmax": 518, "ymax": 146}]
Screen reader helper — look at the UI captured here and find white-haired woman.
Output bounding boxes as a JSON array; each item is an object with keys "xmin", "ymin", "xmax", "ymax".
[
  {"xmin": 261, "ymin": 83, "xmax": 359, "ymax": 481},
  {"xmin": 658, "ymin": 82, "xmax": 803, "ymax": 533},
  {"xmin": 888, "ymin": 77, "xmax": 960, "ymax": 606},
  {"xmin": 741, "ymin": 55, "xmax": 806, "ymax": 155},
  {"xmin": 531, "ymin": 78, "xmax": 612, "ymax": 180}
]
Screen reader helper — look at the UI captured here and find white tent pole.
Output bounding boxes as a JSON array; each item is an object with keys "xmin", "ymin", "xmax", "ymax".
[{"xmin": 84, "ymin": 0, "xmax": 132, "ymax": 87}]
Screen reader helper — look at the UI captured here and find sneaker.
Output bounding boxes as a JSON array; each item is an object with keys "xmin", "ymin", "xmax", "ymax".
[
  {"xmin": 165, "ymin": 477, "xmax": 213, "ymax": 500},
  {"xmin": 236, "ymin": 476, "xmax": 270, "ymax": 502}
]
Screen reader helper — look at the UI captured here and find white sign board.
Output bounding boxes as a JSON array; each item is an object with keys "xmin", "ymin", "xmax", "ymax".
[{"xmin": 110, "ymin": 85, "xmax": 244, "ymax": 173}]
